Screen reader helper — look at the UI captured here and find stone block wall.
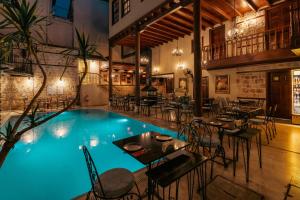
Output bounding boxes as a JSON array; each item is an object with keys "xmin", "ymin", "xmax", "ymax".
[
  {"xmin": 236, "ymin": 72, "xmax": 266, "ymax": 98},
  {"xmin": 0, "ymin": 65, "xmax": 78, "ymax": 111}
]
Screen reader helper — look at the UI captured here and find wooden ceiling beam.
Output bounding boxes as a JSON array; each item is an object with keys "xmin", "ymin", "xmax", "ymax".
[
  {"xmin": 180, "ymin": 7, "xmax": 222, "ymax": 25},
  {"xmin": 201, "ymin": 1, "xmax": 232, "ymax": 20},
  {"xmin": 142, "ymin": 29, "xmax": 175, "ymax": 41},
  {"xmin": 202, "ymin": 19, "xmax": 214, "ymax": 28},
  {"xmin": 154, "ymin": 21, "xmax": 190, "ymax": 35},
  {"xmin": 147, "ymin": 25, "xmax": 184, "ymax": 38},
  {"xmin": 245, "ymin": 0, "xmax": 258, "ymax": 11},
  {"xmin": 170, "ymin": 12, "xmax": 193, "ymax": 25},
  {"xmin": 202, "ymin": 9, "xmax": 223, "ymax": 24},
  {"xmin": 163, "ymin": 17, "xmax": 193, "ymax": 31},
  {"xmin": 141, "ymin": 33, "xmax": 168, "ymax": 43},
  {"xmin": 160, "ymin": 19, "xmax": 193, "ymax": 33},
  {"xmin": 120, "ymin": 37, "xmax": 159, "ymax": 47},
  {"xmin": 145, "ymin": 27, "xmax": 179, "ymax": 40},
  {"xmin": 224, "ymin": 0, "xmax": 243, "ymax": 16}
]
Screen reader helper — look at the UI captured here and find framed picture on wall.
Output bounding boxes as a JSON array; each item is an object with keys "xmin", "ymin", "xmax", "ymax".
[
  {"xmin": 215, "ymin": 75, "xmax": 230, "ymax": 94},
  {"xmin": 120, "ymin": 73, "xmax": 127, "ymax": 85},
  {"xmin": 179, "ymin": 78, "xmax": 188, "ymax": 90},
  {"xmin": 126, "ymin": 73, "xmax": 133, "ymax": 85},
  {"xmin": 100, "ymin": 71, "xmax": 108, "ymax": 85},
  {"xmin": 112, "ymin": 73, "xmax": 120, "ymax": 85}
]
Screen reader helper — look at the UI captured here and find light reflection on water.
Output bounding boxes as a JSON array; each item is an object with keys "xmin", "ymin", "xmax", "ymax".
[{"xmin": 0, "ymin": 109, "xmax": 178, "ymax": 200}]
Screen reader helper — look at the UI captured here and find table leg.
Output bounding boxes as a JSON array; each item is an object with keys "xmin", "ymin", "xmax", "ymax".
[
  {"xmin": 246, "ymin": 139, "xmax": 250, "ymax": 182},
  {"xmin": 148, "ymin": 164, "xmax": 152, "ymax": 200},
  {"xmin": 233, "ymin": 136, "xmax": 236, "ymax": 176}
]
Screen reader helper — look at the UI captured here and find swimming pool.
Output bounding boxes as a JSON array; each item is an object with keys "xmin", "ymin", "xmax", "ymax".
[{"xmin": 0, "ymin": 109, "xmax": 178, "ymax": 200}]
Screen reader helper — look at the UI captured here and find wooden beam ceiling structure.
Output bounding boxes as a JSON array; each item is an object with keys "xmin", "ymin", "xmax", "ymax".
[{"xmin": 111, "ymin": 0, "xmax": 282, "ymax": 49}]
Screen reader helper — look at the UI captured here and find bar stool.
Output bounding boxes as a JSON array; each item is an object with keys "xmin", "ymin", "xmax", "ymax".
[
  {"xmin": 235, "ymin": 128, "xmax": 262, "ymax": 182},
  {"xmin": 249, "ymin": 106, "xmax": 272, "ymax": 144}
]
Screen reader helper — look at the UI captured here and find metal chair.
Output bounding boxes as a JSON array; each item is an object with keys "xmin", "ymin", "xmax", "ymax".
[
  {"xmin": 249, "ymin": 106, "xmax": 272, "ymax": 144},
  {"xmin": 82, "ymin": 146, "xmax": 141, "ymax": 200}
]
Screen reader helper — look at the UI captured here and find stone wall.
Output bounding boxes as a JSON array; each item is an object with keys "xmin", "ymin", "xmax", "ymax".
[
  {"xmin": 236, "ymin": 72, "xmax": 266, "ymax": 98},
  {"xmin": 0, "ymin": 65, "xmax": 78, "ymax": 111}
]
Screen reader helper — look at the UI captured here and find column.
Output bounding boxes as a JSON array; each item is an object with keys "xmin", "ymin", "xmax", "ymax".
[
  {"xmin": 193, "ymin": 0, "xmax": 202, "ymax": 116},
  {"xmin": 108, "ymin": 42, "xmax": 113, "ymax": 101},
  {"xmin": 135, "ymin": 30, "xmax": 141, "ymax": 110}
]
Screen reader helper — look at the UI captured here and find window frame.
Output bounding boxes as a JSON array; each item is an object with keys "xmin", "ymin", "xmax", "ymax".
[
  {"xmin": 51, "ymin": 0, "xmax": 73, "ymax": 21},
  {"xmin": 121, "ymin": 0, "xmax": 130, "ymax": 17},
  {"xmin": 112, "ymin": 0, "xmax": 120, "ymax": 25}
]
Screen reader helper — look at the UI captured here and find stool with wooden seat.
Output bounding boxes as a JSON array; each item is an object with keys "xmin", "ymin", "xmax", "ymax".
[{"xmin": 235, "ymin": 128, "xmax": 262, "ymax": 182}]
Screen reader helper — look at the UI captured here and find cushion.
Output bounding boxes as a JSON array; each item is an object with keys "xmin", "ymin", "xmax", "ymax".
[{"xmin": 94, "ymin": 168, "xmax": 134, "ymax": 198}]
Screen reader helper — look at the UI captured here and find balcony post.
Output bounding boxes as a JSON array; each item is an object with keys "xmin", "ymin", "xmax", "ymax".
[
  {"xmin": 193, "ymin": 0, "xmax": 202, "ymax": 117},
  {"xmin": 135, "ymin": 29, "xmax": 141, "ymax": 112},
  {"xmin": 108, "ymin": 41, "xmax": 113, "ymax": 102}
]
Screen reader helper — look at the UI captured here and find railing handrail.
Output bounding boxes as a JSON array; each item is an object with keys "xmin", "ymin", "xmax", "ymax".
[{"xmin": 203, "ymin": 25, "xmax": 291, "ymax": 49}]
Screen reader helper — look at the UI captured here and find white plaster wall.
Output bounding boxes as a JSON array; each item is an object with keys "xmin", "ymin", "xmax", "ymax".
[
  {"xmin": 109, "ymin": 0, "xmax": 165, "ymax": 38},
  {"xmin": 151, "ymin": 30, "xmax": 300, "ymax": 100}
]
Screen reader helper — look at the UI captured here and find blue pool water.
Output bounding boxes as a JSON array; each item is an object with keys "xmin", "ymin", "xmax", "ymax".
[{"xmin": 0, "ymin": 109, "xmax": 178, "ymax": 200}]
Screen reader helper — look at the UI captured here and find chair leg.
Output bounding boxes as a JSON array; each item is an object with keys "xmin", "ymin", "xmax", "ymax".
[
  {"xmin": 262, "ymin": 125, "xmax": 269, "ymax": 144},
  {"xmin": 134, "ymin": 181, "xmax": 142, "ymax": 200},
  {"xmin": 256, "ymin": 134, "xmax": 262, "ymax": 169},
  {"xmin": 85, "ymin": 191, "xmax": 91, "ymax": 200}
]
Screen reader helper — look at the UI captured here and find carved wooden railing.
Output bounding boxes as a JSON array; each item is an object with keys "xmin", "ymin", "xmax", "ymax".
[{"xmin": 202, "ymin": 25, "xmax": 291, "ymax": 63}]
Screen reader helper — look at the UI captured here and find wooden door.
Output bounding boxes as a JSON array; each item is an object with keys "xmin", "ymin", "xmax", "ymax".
[
  {"xmin": 166, "ymin": 78, "xmax": 174, "ymax": 93},
  {"xmin": 266, "ymin": 2, "xmax": 291, "ymax": 49},
  {"xmin": 210, "ymin": 25, "xmax": 226, "ymax": 60},
  {"xmin": 268, "ymin": 70, "xmax": 291, "ymax": 119}
]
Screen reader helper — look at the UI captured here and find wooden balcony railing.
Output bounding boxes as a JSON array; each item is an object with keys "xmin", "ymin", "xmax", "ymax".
[{"xmin": 202, "ymin": 25, "xmax": 292, "ymax": 63}]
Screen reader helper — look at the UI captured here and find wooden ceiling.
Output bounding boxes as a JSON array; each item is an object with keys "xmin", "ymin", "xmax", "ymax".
[{"xmin": 115, "ymin": 0, "xmax": 284, "ymax": 48}]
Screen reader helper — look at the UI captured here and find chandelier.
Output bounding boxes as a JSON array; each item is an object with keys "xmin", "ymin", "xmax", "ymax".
[
  {"xmin": 140, "ymin": 56, "xmax": 149, "ymax": 64},
  {"xmin": 172, "ymin": 40, "xmax": 183, "ymax": 56}
]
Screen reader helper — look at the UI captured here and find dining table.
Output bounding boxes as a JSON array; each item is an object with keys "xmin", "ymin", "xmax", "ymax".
[
  {"xmin": 232, "ymin": 107, "xmax": 263, "ymax": 120},
  {"xmin": 169, "ymin": 101, "xmax": 183, "ymax": 126},
  {"xmin": 113, "ymin": 131, "xmax": 190, "ymax": 199},
  {"xmin": 201, "ymin": 117, "xmax": 241, "ymax": 168}
]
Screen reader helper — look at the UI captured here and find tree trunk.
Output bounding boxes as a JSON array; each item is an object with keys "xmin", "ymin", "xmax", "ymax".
[{"xmin": 0, "ymin": 141, "xmax": 16, "ymax": 168}]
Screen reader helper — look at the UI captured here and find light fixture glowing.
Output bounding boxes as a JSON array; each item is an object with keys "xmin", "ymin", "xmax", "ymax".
[
  {"xmin": 177, "ymin": 62, "xmax": 186, "ymax": 70},
  {"xmin": 140, "ymin": 56, "xmax": 149, "ymax": 64},
  {"xmin": 26, "ymin": 77, "xmax": 33, "ymax": 87},
  {"xmin": 100, "ymin": 61, "xmax": 109, "ymax": 70},
  {"xmin": 172, "ymin": 40, "xmax": 183, "ymax": 56},
  {"xmin": 89, "ymin": 60, "xmax": 99, "ymax": 73},
  {"xmin": 57, "ymin": 79, "xmax": 65, "ymax": 87},
  {"xmin": 153, "ymin": 67, "xmax": 159, "ymax": 74}
]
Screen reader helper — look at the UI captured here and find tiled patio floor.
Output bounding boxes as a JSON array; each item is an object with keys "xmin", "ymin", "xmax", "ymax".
[{"xmin": 75, "ymin": 107, "xmax": 300, "ymax": 200}]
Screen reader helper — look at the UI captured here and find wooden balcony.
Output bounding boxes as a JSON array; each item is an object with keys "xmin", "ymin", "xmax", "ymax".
[{"xmin": 203, "ymin": 25, "xmax": 300, "ymax": 70}]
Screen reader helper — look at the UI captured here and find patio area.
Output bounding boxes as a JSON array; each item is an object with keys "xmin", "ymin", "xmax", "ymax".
[
  {"xmin": 2, "ymin": 0, "xmax": 300, "ymax": 200},
  {"xmin": 70, "ymin": 104, "xmax": 300, "ymax": 200}
]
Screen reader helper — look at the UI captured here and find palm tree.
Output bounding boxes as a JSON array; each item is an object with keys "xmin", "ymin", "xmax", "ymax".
[{"xmin": 0, "ymin": 0, "xmax": 94, "ymax": 167}]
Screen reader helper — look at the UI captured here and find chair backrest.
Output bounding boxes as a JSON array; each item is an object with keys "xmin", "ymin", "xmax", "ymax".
[
  {"xmin": 272, "ymin": 104, "xmax": 278, "ymax": 118},
  {"xmin": 265, "ymin": 106, "xmax": 273, "ymax": 121},
  {"xmin": 82, "ymin": 146, "xmax": 105, "ymax": 198}
]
